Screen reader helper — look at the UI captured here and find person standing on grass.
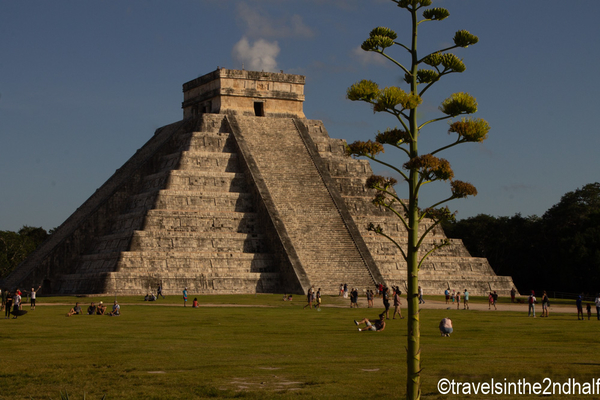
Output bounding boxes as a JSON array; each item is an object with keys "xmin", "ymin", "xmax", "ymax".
[
  {"xmin": 488, "ymin": 292, "xmax": 494, "ymax": 310},
  {"xmin": 392, "ymin": 287, "xmax": 403, "ymax": 319},
  {"xmin": 463, "ymin": 289, "xmax": 469, "ymax": 310},
  {"xmin": 303, "ymin": 287, "xmax": 313, "ymax": 309},
  {"xmin": 12, "ymin": 291, "xmax": 21, "ymax": 318},
  {"xmin": 366, "ymin": 289, "xmax": 373, "ymax": 308},
  {"xmin": 586, "ymin": 303, "xmax": 592, "ymax": 320},
  {"xmin": 444, "ymin": 288, "xmax": 450, "ymax": 304},
  {"xmin": 343, "ymin": 283, "xmax": 348, "ymax": 299},
  {"xmin": 595, "ymin": 293, "xmax": 600, "ymax": 321},
  {"xmin": 157, "ymin": 284, "xmax": 164, "ymax": 299},
  {"xmin": 418, "ymin": 286, "xmax": 425, "ymax": 304},
  {"xmin": 316, "ymin": 288, "xmax": 322, "ymax": 310},
  {"xmin": 541, "ymin": 291, "xmax": 550, "ymax": 317},
  {"xmin": 455, "ymin": 291, "xmax": 461, "ymax": 310},
  {"xmin": 576, "ymin": 294, "xmax": 584, "ymax": 320},
  {"xmin": 382, "ymin": 286, "xmax": 391, "ymax": 319},
  {"xmin": 30, "ymin": 286, "xmax": 41, "ymax": 310},
  {"xmin": 528, "ymin": 291, "xmax": 536, "ymax": 317},
  {"xmin": 511, "ymin": 287, "xmax": 516, "ymax": 303},
  {"xmin": 183, "ymin": 287, "xmax": 188, "ymax": 307},
  {"xmin": 5, "ymin": 292, "xmax": 13, "ymax": 319}
]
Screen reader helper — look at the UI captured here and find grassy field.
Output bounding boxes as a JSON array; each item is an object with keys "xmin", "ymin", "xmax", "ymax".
[{"xmin": 1, "ymin": 294, "xmax": 599, "ymax": 399}]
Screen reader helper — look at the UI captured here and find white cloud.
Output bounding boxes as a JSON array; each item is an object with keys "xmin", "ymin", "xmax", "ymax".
[
  {"xmin": 232, "ymin": 37, "xmax": 280, "ymax": 72},
  {"xmin": 235, "ymin": 2, "xmax": 315, "ymax": 39}
]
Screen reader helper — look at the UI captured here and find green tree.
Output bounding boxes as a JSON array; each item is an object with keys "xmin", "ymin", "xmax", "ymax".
[
  {"xmin": 346, "ymin": 1, "xmax": 487, "ymax": 398},
  {"xmin": 0, "ymin": 226, "xmax": 49, "ymax": 279}
]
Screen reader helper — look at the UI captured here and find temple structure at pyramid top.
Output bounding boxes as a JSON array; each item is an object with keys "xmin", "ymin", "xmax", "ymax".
[
  {"xmin": 182, "ymin": 68, "xmax": 306, "ymax": 119},
  {"xmin": 2, "ymin": 68, "xmax": 518, "ymax": 297}
]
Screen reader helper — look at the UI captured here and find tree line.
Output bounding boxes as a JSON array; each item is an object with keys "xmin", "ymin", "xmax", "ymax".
[
  {"xmin": 442, "ymin": 182, "xmax": 600, "ymax": 296},
  {"xmin": 0, "ymin": 226, "xmax": 50, "ymax": 280}
]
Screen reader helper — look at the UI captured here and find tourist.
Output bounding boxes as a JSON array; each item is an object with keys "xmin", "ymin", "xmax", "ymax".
[
  {"xmin": 439, "ymin": 318, "xmax": 453, "ymax": 337},
  {"xmin": 192, "ymin": 298, "xmax": 199, "ymax": 308},
  {"xmin": 463, "ymin": 289, "xmax": 469, "ymax": 310},
  {"xmin": 316, "ymin": 288, "xmax": 322, "ymax": 309},
  {"xmin": 67, "ymin": 302, "xmax": 82, "ymax": 317},
  {"xmin": 96, "ymin": 301, "xmax": 106, "ymax": 315},
  {"xmin": 488, "ymin": 292, "xmax": 494, "ymax": 310},
  {"xmin": 12, "ymin": 291, "xmax": 22, "ymax": 318},
  {"xmin": 366, "ymin": 289, "xmax": 373, "ymax": 308},
  {"xmin": 444, "ymin": 288, "xmax": 450, "ymax": 304},
  {"xmin": 183, "ymin": 287, "xmax": 188, "ymax": 307},
  {"xmin": 586, "ymin": 303, "xmax": 592, "ymax": 320},
  {"xmin": 30, "ymin": 286, "xmax": 41, "ymax": 310},
  {"xmin": 596, "ymin": 293, "xmax": 600, "ymax": 321},
  {"xmin": 1, "ymin": 288, "xmax": 5, "ymax": 312},
  {"xmin": 528, "ymin": 291, "xmax": 536, "ymax": 317},
  {"xmin": 576, "ymin": 294, "xmax": 584, "ymax": 320},
  {"xmin": 492, "ymin": 291, "xmax": 498, "ymax": 310},
  {"xmin": 350, "ymin": 288, "xmax": 358, "ymax": 308},
  {"xmin": 109, "ymin": 301, "xmax": 120, "ymax": 316},
  {"xmin": 4, "ymin": 291, "xmax": 12, "ymax": 319},
  {"xmin": 339, "ymin": 284, "xmax": 343, "ymax": 296},
  {"xmin": 392, "ymin": 287, "xmax": 403, "ymax": 319},
  {"xmin": 354, "ymin": 313, "xmax": 386, "ymax": 332},
  {"xmin": 451, "ymin": 289, "xmax": 455, "ymax": 303},
  {"xmin": 144, "ymin": 293, "xmax": 150, "ymax": 301},
  {"xmin": 418, "ymin": 286, "xmax": 425, "ymax": 304},
  {"xmin": 510, "ymin": 287, "xmax": 516, "ymax": 303},
  {"xmin": 343, "ymin": 283, "xmax": 348, "ymax": 299},
  {"xmin": 157, "ymin": 284, "xmax": 164, "ymax": 299},
  {"xmin": 303, "ymin": 287, "xmax": 313, "ymax": 309},
  {"xmin": 541, "ymin": 291, "xmax": 549, "ymax": 317},
  {"xmin": 382, "ymin": 286, "xmax": 390, "ymax": 319},
  {"xmin": 87, "ymin": 302, "xmax": 96, "ymax": 315},
  {"xmin": 455, "ymin": 291, "xmax": 461, "ymax": 310}
]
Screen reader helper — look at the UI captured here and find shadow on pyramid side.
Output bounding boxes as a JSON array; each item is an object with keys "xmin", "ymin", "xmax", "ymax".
[{"xmin": 2, "ymin": 69, "xmax": 517, "ymax": 297}]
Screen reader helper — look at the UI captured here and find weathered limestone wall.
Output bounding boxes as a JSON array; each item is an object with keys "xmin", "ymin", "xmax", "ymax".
[{"xmin": 182, "ymin": 69, "xmax": 305, "ymax": 119}]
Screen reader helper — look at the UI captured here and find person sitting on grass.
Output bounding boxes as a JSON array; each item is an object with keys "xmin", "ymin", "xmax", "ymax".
[
  {"xmin": 192, "ymin": 298, "xmax": 199, "ymax": 308},
  {"xmin": 67, "ymin": 302, "xmax": 82, "ymax": 316},
  {"xmin": 439, "ymin": 318, "xmax": 453, "ymax": 337},
  {"xmin": 87, "ymin": 302, "xmax": 96, "ymax": 315},
  {"xmin": 354, "ymin": 313, "xmax": 386, "ymax": 332},
  {"xmin": 96, "ymin": 301, "xmax": 106, "ymax": 315},
  {"xmin": 109, "ymin": 301, "xmax": 120, "ymax": 316}
]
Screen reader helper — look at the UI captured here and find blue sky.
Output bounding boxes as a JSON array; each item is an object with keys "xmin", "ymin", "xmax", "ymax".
[{"xmin": 1, "ymin": 0, "xmax": 599, "ymax": 232}]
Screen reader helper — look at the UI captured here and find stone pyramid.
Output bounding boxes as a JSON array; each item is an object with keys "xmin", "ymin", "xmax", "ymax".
[{"xmin": 2, "ymin": 68, "xmax": 517, "ymax": 296}]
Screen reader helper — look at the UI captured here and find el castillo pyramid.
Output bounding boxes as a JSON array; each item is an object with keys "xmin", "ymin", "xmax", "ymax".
[{"xmin": 2, "ymin": 68, "xmax": 517, "ymax": 296}]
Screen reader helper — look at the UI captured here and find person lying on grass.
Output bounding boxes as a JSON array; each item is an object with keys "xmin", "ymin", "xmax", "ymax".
[
  {"xmin": 354, "ymin": 313, "xmax": 386, "ymax": 332},
  {"xmin": 67, "ymin": 302, "xmax": 82, "ymax": 316}
]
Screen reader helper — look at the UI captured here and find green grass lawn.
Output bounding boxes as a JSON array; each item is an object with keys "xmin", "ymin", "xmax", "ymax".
[{"xmin": 2, "ymin": 295, "xmax": 600, "ymax": 399}]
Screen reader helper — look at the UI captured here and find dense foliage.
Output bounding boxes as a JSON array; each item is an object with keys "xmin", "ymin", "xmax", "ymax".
[
  {"xmin": 0, "ymin": 226, "xmax": 50, "ymax": 280},
  {"xmin": 443, "ymin": 183, "xmax": 600, "ymax": 295}
]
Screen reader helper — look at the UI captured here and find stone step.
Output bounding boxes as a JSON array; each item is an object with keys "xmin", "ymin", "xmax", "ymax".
[
  {"xmin": 158, "ymin": 151, "xmax": 241, "ymax": 173},
  {"xmin": 142, "ymin": 170, "xmax": 248, "ymax": 192},
  {"xmin": 143, "ymin": 209, "xmax": 262, "ymax": 234},
  {"xmin": 176, "ymin": 131, "xmax": 237, "ymax": 153},
  {"xmin": 152, "ymin": 190, "xmax": 255, "ymax": 212},
  {"xmin": 129, "ymin": 231, "xmax": 266, "ymax": 253}
]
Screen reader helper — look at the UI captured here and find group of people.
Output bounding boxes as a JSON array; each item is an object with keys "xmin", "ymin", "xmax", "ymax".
[
  {"xmin": 303, "ymin": 287, "xmax": 322, "ymax": 310},
  {"xmin": 67, "ymin": 301, "xmax": 120, "ymax": 316},
  {"xmin": 444, "ymin": 288, "xmax": 470, "ymax": 310},
  {"xmin": 1, "ymin": 286, "xmax": 41, "ymax": 319}
]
